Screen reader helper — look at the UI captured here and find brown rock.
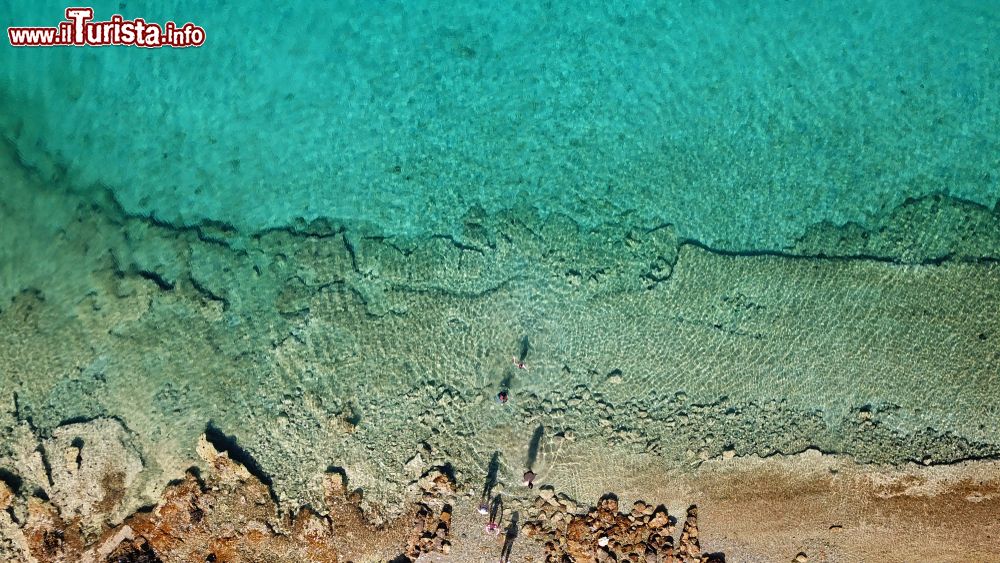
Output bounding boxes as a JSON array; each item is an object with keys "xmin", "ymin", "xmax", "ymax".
[
  {"xmin": 648, "ymin": 506, "xmax": 670, "ymax": 529},
  {"xmin": 678, "ymin": 504, "xmax": 701, "ymax": 560},
  {"xmin": 600, "ymin": 496, "xmax": 619, "ymax": 514},
  {"xmin": 23, "ymin": 496, "xmax": 85, "ymax": 561},
  {"xmin": 104, "ymin": 536, "xmax": 161, "ymax": 562},
  {"xmin": 0, "ymin": 480, "xmax": 12, "ymax": 511}
]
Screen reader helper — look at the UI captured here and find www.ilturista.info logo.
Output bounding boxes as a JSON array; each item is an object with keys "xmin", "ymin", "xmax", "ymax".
[{"xmin": 8, "ymin": 7, "xmax": 205, "ymax": 48}]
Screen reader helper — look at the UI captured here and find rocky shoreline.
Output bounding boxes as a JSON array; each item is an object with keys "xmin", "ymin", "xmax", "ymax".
[
  {"xmin": 1, "ymin": 419, "xmax": 724, "ymax": 562},
  {"xmin": 3, "ymin": 418, "xmax": 999, "ymax": 561},
  {"xmin": 3, "ymin": 146, "xmax": 1000, "ymax": 561}
]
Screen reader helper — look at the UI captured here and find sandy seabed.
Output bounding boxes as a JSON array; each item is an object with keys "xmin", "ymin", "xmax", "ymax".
[{"xmin": 2, "ymin": 144, "xmax": 1000, "ymax": 561}]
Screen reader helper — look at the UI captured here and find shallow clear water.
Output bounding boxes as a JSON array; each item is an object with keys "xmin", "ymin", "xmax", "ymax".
[{"xmin": 1, "ymin": 0, "xmax": 999, "ymax": 522}]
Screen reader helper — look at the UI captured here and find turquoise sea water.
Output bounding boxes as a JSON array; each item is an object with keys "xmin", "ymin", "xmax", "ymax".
[
  {"xmin": 1, "ymin": 0, "xmax": 999, "ymax": 535},
  {"xmin": 2, "ymin": 0, "xmax": 997, "ymax": 245}
]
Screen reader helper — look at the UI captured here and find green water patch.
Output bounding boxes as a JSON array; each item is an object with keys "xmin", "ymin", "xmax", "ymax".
[{"xmin": 1, "ymin": 1, "xmax": 997, "ymax": 248}]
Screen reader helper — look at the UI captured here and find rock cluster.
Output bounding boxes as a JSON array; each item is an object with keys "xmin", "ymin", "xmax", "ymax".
[
  {"xmin": 1, "ymin": 420, "xmax": 726, "ymax": 562},
  {"xmin": 400, "ymin": 467, "xmax": 456, "ymax": 561},
  {"xmin": 402, "ymin": 502, "xmax": 453, "ymax": 560},
  {"xmin": 1, "ymin": 452, "xmax": 731, "ymax": 563},
  {"xmin": 102, "ymin": 435, "xmax": 343, "ymax": 563},
  {"xmin": 0, "ymin": 433, "xmax": 462, "ymax": 563},
  {"xmin": 0, "ymin": 416, "xmax": 150, "ymax": 563},
  {"xmin": 521, "ymin": 490, "xmax": 724, "ymax": 563}
]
